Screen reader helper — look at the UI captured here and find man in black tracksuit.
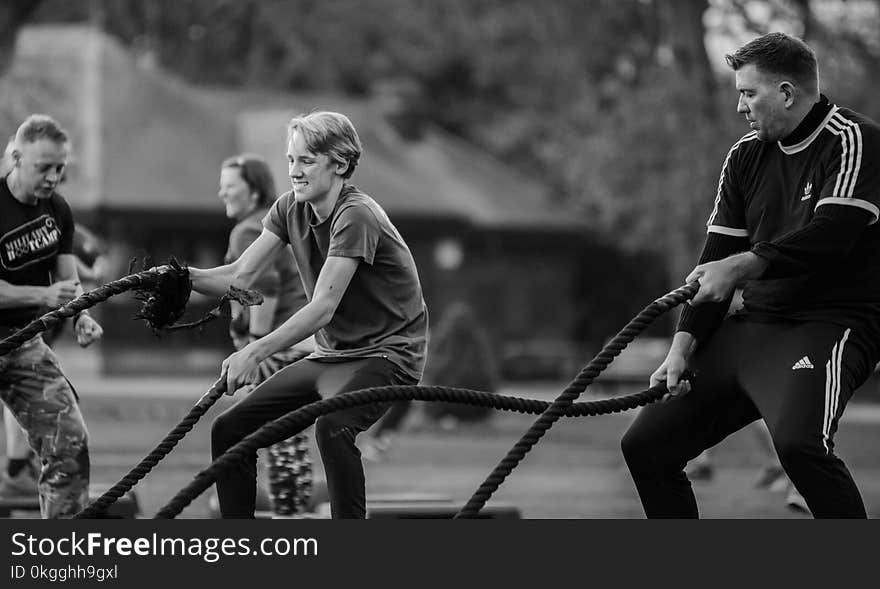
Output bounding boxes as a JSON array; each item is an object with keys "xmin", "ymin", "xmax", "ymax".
[{"xmin": 621, "ymin": 32, "xmax": 880, "ymax": 518}]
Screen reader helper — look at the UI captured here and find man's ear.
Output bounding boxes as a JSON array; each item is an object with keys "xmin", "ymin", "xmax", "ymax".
[
  {"xmin": 779, "ymin": 81, "xmax": 796, "ymax": 108},
  {"xmin": 11, "ymin": 148, "xmax": 21, "ymax": 166},
  {"xmin": 335, "ymin": 159, "xmax": 350, "ymax": 177}
]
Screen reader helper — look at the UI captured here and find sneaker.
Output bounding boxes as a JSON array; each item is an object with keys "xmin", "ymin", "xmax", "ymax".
[
  {"xmin": 785, "ymin": 486, "xmax": 809, "ymax": 514},
  {"xmin": 0, "ymin": 469, "xmax": 39, "ymax": 498},
  {"xmin": 685, "ymin": 462, "xmax": 714, "ymax": 482},
  {"xmin": 754, "ymin": 465, "xmax": 788, "ymax": 492}
]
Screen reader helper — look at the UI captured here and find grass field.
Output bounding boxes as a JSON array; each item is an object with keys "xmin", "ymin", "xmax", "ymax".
[{"xmin": 42, "ymin": 378, "xmax": 880, "ymax": 520}]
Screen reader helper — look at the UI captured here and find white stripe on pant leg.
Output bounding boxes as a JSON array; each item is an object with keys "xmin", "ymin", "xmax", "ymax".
[
  {"xmin": 822, "ymin": 329, "xmax": 850, "ymax": 454},
  {"xmin": 824, "ymin": 340, "xmax": 840, "ymax": 451},
  {"xmin": 823, "ymin": 342, "xmax": 840, "ymax": 453},
  {"xmin": 824, "ymin": 355, "xmax": 834, "ymax": 453},
  {"xmin": 830, "ymin": 329, "xmax": 850, "ymax": 446}
]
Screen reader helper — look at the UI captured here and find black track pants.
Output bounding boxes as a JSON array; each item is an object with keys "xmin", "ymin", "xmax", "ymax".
[{"xmin": 621, "ymin": 318, "xmax": 874, "ymax": 518}]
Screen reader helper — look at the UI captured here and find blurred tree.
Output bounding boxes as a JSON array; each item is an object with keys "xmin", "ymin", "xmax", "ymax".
[
  {"xmin": 712, "ymin": 0, "xmax": 880, "ymax": 120},
  {"xmin": 0, "ymin": 0, "xmax": 44, "ymax": 75},
  {"xmin": 8, "ymin": 0, "xmax": 878, "ymax": 293},
  {"xmin": 28, "ymin": 0, "xmax": 257, "ymax": 84}
]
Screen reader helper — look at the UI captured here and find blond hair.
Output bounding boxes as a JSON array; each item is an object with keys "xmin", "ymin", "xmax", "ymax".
[{"xmin": 287, "ymin": 111, "xmax": 362, "ymax": 179}]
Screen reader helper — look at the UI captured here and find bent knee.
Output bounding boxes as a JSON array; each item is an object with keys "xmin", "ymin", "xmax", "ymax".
[
  {"xmin": 621, "ymin": 426, "xmax": 654, "ymax": 466},
  {"xmin": 621, "ymin": 425, "xmax": 693, "ymax": 474},
  {"xmin": 774, "ymin": 436, "xmax": 825, "ymax": 464},
  {"xmin": 315, "ymin": 416, "xmax": 356, "ymax": 447},
  {"xmin": 212, "ymin": 411, "xmax": 244, "ymax": 448}
]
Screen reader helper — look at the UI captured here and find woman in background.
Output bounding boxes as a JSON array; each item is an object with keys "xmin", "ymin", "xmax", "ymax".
[{"xmin": 217, "ymin": 153, "xmax": 315, "ymax": 515}]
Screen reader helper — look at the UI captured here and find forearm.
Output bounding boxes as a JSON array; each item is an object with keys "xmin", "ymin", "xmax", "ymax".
[
  {"xmin": 720, "ymin": 251, "xmax": 768, "ymax": 282},
  {"xmin": 668, "ymin": 331, "xmax": 697, "ymax": 360},
  {"xmin": 55, "ymin": 259, "xmax": 89, "ymax": 321},
  {"xmin": 677, "ymin": 233, "xmax": 749, "ymax": 343},
  {"xmin": 248, "ymin": 295, "xmax": 279, "ymax": 336},
  {"xmin": 0, "ymin": 281, "xmax": 47, "ymax": 308},
  {"xmin": 249, "ymin": 299, "xmax": 334, "ymax": 362},
  {"xmin": 188, "ymin": 264, "xmax": 238, "ymax": 298}
]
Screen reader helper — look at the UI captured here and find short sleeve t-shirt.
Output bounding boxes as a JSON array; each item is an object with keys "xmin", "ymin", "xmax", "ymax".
[
  {"xmin": 705, "ymin": 96, "xmax": 880, "ymax": 337},
  {"xmin": 263, "ymin": 184, "xmax": 428, "ymax": 380},
  {"xmin": 0, "ymin": 174, "xmax": 74, "ymax": 328},
  {"xmin": 224, "ymin": 209, "xmax": 307, "ymax": 332}
]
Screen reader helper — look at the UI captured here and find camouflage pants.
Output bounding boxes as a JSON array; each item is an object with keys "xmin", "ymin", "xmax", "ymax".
[{"xmin": 0, "ymin": 335, "xmax": 89, "ymax": 518}]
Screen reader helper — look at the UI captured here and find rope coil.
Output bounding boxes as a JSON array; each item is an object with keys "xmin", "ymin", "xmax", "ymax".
[
  {"xmin": 0, "ymin": 264, "xmax": 258, "ymax": 518},
  {"xmin": 150, "ymin": 282, "xmax": 697, "ymax": 519},
  {"xmin": 0, "ymin": 271, "xmax": 697, "ymax": 519},
  {"xmin": 152, "ymin": 379, "xmax": 678, "ymax": 519}
]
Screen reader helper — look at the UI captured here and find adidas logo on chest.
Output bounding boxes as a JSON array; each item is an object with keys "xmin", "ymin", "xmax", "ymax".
[
  {"xmin": 792, "ymin": 356, "xmax": 814, "ymax": 370},
  {"xmin": 801, "ymin": 181, "xmax": 813, "ymax": 201}
]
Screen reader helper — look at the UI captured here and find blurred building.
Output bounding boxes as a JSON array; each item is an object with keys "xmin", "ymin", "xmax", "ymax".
[{"xmin": 4, "ymin": 24, "xmax": 598, "ymax": 377}]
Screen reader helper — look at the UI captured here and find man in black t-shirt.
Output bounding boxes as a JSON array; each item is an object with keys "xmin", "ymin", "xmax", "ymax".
[
  {"xmin": 0, "ymin": 115, "xmax": 103, "ymax": 518},
  {"xmin": 621, "ymin": 33, "xmax": 880, "ymax": 518},
  {"xmin": 1, "ymin": 221, "xmax": 109, "ymax": 501}
]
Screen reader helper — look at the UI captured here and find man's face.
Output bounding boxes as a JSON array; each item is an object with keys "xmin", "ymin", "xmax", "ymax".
[
  {"xmin": 735, "ymin": 64, "xmax": 791, "ymax": 142},
  {"xmin": 287, "ymin": 131, "xmax": 341, "ymax": 205},
  {"xmin": 218, "ymin": 166, "xmax": 254, "ymax": 221},
  {"xmin": 13, "ymin": 139, "xmax": 69, "ymax": 199}
]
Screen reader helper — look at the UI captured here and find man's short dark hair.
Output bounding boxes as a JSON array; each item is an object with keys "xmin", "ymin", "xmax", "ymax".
[{"xmin": 725, "ymin": 32, "xmax": 818, "ymax": 89}]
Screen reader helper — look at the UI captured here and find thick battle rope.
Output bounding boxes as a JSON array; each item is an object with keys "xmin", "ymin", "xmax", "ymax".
[
  {"xmin": 0, "ymin": 264, "xmax": 261, "ymax": 518},
  {"xmin": 0, "ymin": 266, "xmax": 175, "ymax": 357},
  {"xmin": 2, "ymin": 274, "xmax": 695, "ymax": 519},
  {"xmin": 0, "ymin": 263, "xmax": 260, "ymax": 358},
  {"xmin": 454, "ymin": 281, "xmax": 698, "ymax": 518},
  {"xmin": 73, "ymin": 379, "xmax": 227, "ymax": 519},
  {"xmin": 153, "ymin": 380, "xmax": 680, "ymax": 519}
]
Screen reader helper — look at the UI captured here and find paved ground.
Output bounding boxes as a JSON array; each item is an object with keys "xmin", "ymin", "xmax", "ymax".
[{"xmin": 5, "ymin": 364, "xmax": 880, "ymax": 519}]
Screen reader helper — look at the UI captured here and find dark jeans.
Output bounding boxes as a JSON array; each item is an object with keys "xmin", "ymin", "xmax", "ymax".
[{"xmin": 211, "ymin": 357, "xmax": 413, "ymax": 518}]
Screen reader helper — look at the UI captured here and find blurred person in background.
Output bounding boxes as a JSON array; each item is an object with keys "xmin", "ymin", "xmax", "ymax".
[
  {"xmin": 420, "ymin": 301, "xmax": 499, "ymax": 427},
  {"xmin": 189, "ymin": 111, "xmax": 428, "ymax": 518},
  {"xmin": 0, "ymin": 115, "xmax": 103, "ymax": 517},
  {"xmin": 622, "ymin": 33, "xmax": 880, "ymax": 518},
  {"xmin": 216, "ymin": 153, "xmax": 315, "ymax": 515}
]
